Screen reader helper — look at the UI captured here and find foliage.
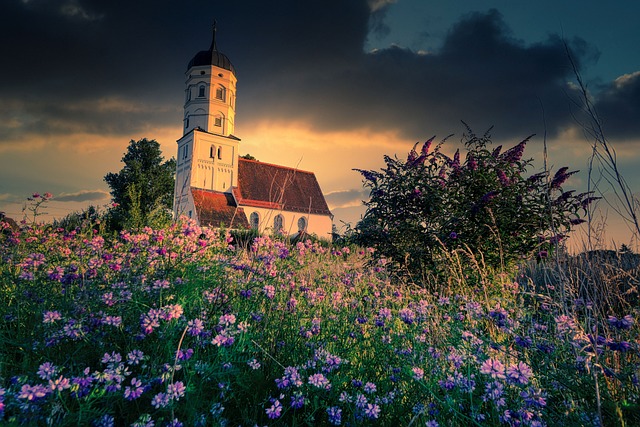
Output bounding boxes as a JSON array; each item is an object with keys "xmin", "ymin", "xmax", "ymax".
[
  {"xmin": 352, "ymin": 126, "xmax": 595, "ymax": 275},
  {"xmin": 1, "ymin": 218, "xmax": 638, "ymax": 426},
  {"xmin": 104, "ymin": 138, "xmax": 176, "ymax": 230},
  {"xmin": 240, "ymin": 153, "xmax": 257, "ymax": 161}
]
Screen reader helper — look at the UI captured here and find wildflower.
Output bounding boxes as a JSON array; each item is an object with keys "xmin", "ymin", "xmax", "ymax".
[
  {"xmin": 514, "ymin": 335, "xmax": 533, "ymax": 348},
  {"xmin": 162, "ymin": 304, "xmax": 184, "ymax": 321},
  {"xmin": 18, "ymin": 384, "xmax": 49, "ymax": 401},
  {"xmin": 608, "ymin": 315, "xmax": 634, "ymax": 330},
  {"xmin": 212, "ymin": 332, "xmax": 235, "ymax": 347},
  {"xmin": 507, "ymin": 361, "xmax": 533, "ymax": 385},
  {"xmin": 290, "ymin": 392, "xmax": 305, "ymax": 409},
  {"xmin": 187, "ymin": 318, "xmax": 205, "ymax": 336},
  {"xmin": 124, "ymin": 378, "xmax": 145, "ymax": 400},
  {"xmin": 263, "ymin": 285, "xmax": 276, "ymax": 299},
  {"xmin": 49, "ymin": 375, "xmax": 71, "ymax": 391},
  {"xmin": 151, "ymin": 392, "xmax": 170, "ymax": 408},
  {"xmin": 93, "ymin": 415, "xmax": 115, "ymax": 427},
  {"xmin": 608, "ymin": 340, "xmax": 631, "ymax": 352},
  {"xmin": 37, "ymin": 361, "xmax": 58, "ymax": 380},
  {"xmin": 177, "ymin": 348, "xmax": 194, "ymax": 361},
  {"xmin": 364, "ymin": 403, "xmax": 381, "ymax": 419},
  {"xmin": 127, "ymin": 349, "xmax": 145, "ymax": 365},
  {"xmin": 363, "ymin": 382, "xmax": 377, "ymax": 394},
  {"xmin": 218, "ymin": 313, "xmax": 236, "ymax": 326},
  {"xmin": 168, "ymin": 381, "xmax": 186, "ymax": 400},
  {"xmin": 265, "ymin": 398, "xmax": 282, "ymax": 419},
  {"xmin": 480, "ymin": 358, "xmax": 506, "ymax": 379},
  {"xmin": 276, "ymin": 366, "xmax": 303, "ymax": 389},
  {"xmin": 426, "ymin": 421, "xmax": 439, "ymax": 427},
  {"xmin": 327, "ymin": 406, "xmax": 342, "ymax": 425},
  {"xmin": 166, "ymin": 419, "xmax": 183, "ymax": 427},
  {"xmin": 247, "ymin": 358, "xmax": 261, "ymax": 370},
  {"xmin": 412, "ymin": 367, "xmax": 424, "ymax": 380},
  {"xmin": 308, "ymin": 373, "xmax": 331, "ymax": 389},
  {"xmin": 399, "ymin": 308, "xmax": 415, "ymax": 325}
]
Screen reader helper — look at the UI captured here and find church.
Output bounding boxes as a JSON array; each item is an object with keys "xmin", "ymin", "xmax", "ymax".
[{"xmin": 173, "ymin": 26, "xmax": 333, "ymax": 239}]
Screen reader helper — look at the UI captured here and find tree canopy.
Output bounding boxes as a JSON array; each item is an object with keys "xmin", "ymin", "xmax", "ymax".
[{"xmin": 104, "ymin": 138, "xmax": 175, "ymax": 229}]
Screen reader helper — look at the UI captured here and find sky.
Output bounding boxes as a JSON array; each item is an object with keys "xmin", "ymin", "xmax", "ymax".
[{"xmin": 1, "ymin": 0, "xmax": 639, "ymax": 249}]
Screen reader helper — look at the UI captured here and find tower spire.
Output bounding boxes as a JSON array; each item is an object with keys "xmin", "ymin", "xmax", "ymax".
[{"xmin": 210, "ymin": 20, "xmax": 218, "ymax": 52}]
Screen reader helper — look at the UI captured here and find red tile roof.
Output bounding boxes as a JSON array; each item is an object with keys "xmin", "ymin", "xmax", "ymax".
[
  {"xmin": 192, "ymin": 189, "xmax": 249, "ymax": 228},
  {"xmin": 236, "ymin": 159, "xmax": 332, "ymax": 216}
]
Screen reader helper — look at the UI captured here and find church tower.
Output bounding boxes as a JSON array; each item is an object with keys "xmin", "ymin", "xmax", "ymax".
[{"xmin": 174, "ymin": 24, "xmax": 240, "ymax": 219}]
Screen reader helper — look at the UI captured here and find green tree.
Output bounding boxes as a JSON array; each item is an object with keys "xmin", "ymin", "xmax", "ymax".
[{"xmin": 104, "ymin": 138, "xmax": 175, "ymax": 230}]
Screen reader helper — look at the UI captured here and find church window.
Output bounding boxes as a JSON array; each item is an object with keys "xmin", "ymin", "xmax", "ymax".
[
  {"xmin": 217, "ymin": 147, "xmax": 222, "ymax": 159},
  {"xmin": 250, "ymin": 212, "xmax": 259, "ymax": 229},
  {"xmin": 198, "ymin": 85, "xmax": 205, "ymax": 97},
  {"xmin": 297, "ymin": 217, "xmax": 307, "ymax": 233},
  {"xmin": 185, "ymin": 117, "xmax": 189, "ymax": 129},
  {"xmin": 215, "ymin": 116, "xmax": 222, "ymax": 127},
  {"xmin": 210, "ymin": 145, "xmax": 215, "ymax": 158},
  {"xmin": 274, "ymin": 215, "xmax": 284, "ymax": 234},
  {"xmin": 216, "ymin": 86, "xmax": 226, "ymax": 101}
]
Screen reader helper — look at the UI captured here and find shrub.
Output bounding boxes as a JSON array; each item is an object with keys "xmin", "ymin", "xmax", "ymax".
[{"xmin": 352, "ymin": 126, "xmax": 595, "ymax": 276}]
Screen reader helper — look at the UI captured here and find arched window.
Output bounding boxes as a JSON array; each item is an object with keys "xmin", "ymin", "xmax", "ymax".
[
  {"xmin": 209, "ymin": 145, "xmax": 216, "ymax": 158},
  {"xmin": 274, "ymin": 215, "xmax": 284, "ymax": 234},
  {"xmin": 250, "ymin": 212, "xmax": 259, "ymax": 230},
  {"xmin": 214, "ymin": 116, "xmax": 222, "ymax": 127},
  {"xmin": 215, "ymin": 85, "xmax": 226, "ymax": 101},
  {"xmin": 198, "ymin": 85, "xmax": 206, "ymax": 97},
  {"xmin": 297, "ymin": 217, "xmax": 307, "ymax": 233},
  {"xmin": 217, "ymin": 147, "xmax": 222, "ymax": 159}
]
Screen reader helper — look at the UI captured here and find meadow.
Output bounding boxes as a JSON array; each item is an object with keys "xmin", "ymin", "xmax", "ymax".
[{"xmin": 0, "ymin": 214, "xmax": 638, "ymax": 426}]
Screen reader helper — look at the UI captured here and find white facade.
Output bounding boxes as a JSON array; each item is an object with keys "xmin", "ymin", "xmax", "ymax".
[{"xmin": 244, "ymin": 207, "xmax": 333, "ymax": 239}]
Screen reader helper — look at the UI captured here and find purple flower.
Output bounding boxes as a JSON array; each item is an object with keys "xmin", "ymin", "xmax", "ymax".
[
  {"xmin": 49, "ymin": 375, "xmax": 71, "ymax": 391},
  {"xmin": 276, "ymin": 366, "xmax": 303, "ymax": 389},
  {"xmin": 364, "ymin": 403, "xmax": 381, "ymax": 419},
  {"xmin": 151, "ymin": 392, "xmax": 170, "ymax": 408},
  {"xmin": 42, "ymin": 310, "xmax": 62, "ymax": 323},
  {"xmin": 18, "ymin": 384, "xmax": 49, "ymax": 401},
  {"xmin": 127, "ymin": 349, "xmax": 145, "ymax": 365},
  {"xmin": 168, "ymin": 381, "xmax": 186, "ymax": 400},
  {"xmin": 187, "ymin": 318, "xmax": 205, "ymax": 336},
  {"xmin": 265, "ymin": 399, "xmax": 282, "ymax": 419},
  {"xmin": 309, "ymin": 373, "xmax": 331, "ymax": 389},
  {"xmin": 290, "ymin": 393, "xmax": 305, "ymax": 409},
  {"xmin": 608, "ymin": 315, "xmax": 634, "ymax": 330},
  {"xmin": 363, "ymin": 382, "xmax": 377, "ymax": 394},
  {"xmin": 124, "ymin": 378, "xmax": 144, "ymax": 400},
  {"xmin": 37, "ymin": 362, "xmax": 58, "ymax": 380},
  {"xmin": 480, "ymin": 358, "xmax": 506, "ymax": 379},
  {"xmin": 506, "ymin": 362, "xmax": 533, "ymax": 385},
  {"xmin": 399, "ymin": 308, "xmax": 415, "ymax": 325},
  {"xmin": 327, "ymin": 406, "xmax": 342, "ymax": 425}
]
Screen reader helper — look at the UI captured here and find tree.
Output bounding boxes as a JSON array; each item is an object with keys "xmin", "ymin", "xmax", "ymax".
[
  {"xmin": 104, "ymin": 138, "xmax": 175, "ymax": 230},
  {"xmin": 352, "ymin": 126, "xmax": 596, "ymax": 276}
]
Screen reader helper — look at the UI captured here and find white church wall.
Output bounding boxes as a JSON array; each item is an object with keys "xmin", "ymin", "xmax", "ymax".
[{"xmin": 243, "ymin": 207, "xmax": 332, "ymax": 240}]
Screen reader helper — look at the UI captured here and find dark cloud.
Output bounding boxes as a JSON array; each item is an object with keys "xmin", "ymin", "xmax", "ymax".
[
  {"xmin": 53, "ymin": 190, "xmax": 109, "ymax": 203},
  {"xmin": 0, "ymin": 1, "xmax": 635, "ymax": 149},
  {"xmin": 592, "ymin": 72, "xmax": 640, "ymax": 139}
]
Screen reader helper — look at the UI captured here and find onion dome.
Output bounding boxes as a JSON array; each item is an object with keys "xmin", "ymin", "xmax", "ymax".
[{"xmin": 187, "ymin": 22, "xmax": 235, "ymax": 73}]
